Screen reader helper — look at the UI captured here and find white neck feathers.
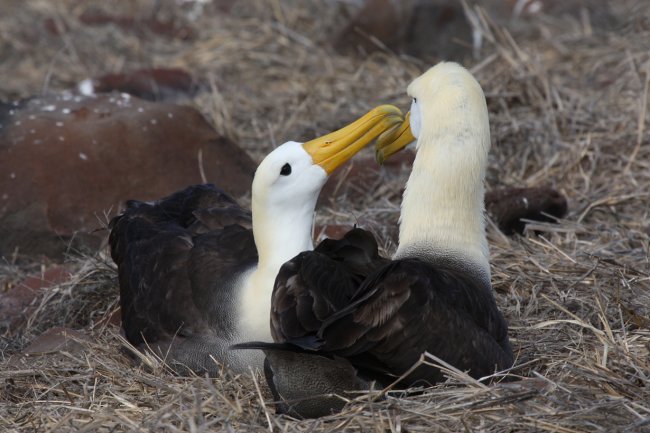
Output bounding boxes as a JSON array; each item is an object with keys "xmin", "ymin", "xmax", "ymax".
[
  {"xmin": 395, "ymin": 66, "xmax": 491, "ymax": 280},
  {"xmin": 238, "ymin": 167, "xmax": 321, "ymax": 341},
  {"xmin": 252, "ymin": 196, "xmax": 316, "ymax": 274}
]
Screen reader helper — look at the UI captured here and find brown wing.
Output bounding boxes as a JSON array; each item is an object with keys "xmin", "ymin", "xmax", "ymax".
[
  {"xmin": 270, "ymin": 228, "xmax": 388, "ymax": 344},
  {"xmin": 319, "ymin": 258, "xmax": 514, "ymax": 385},
  {"xmin": 271, "ymin": 228, "xmax": 513, "ymax": 386},
  {"xmin": 109, "ymin": 184, "xmax": 257, "ymax": 347}
]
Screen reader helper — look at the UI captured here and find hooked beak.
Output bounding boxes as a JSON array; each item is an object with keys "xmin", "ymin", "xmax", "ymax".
[
  {"xmin": 302, "ymin": 105, "xmax": 405, "ymax": 174},
  {"xmin": 374, "ymin": 111, "xmax": 416, "ymax": 165}
]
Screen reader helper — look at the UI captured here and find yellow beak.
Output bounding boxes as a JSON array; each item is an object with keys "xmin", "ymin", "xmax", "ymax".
[
  {"xmin": 374, "ymin": 111, "xmax": 416, "ymax": 165},
  {"xmin": 302, "ymin": 105, "xmax": 405, "ymax": 174}
]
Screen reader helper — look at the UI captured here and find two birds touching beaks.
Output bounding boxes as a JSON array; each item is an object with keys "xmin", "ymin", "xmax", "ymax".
[{"xmin": 109, "ymin": 62, "xmax": 514, "ymax": 419}]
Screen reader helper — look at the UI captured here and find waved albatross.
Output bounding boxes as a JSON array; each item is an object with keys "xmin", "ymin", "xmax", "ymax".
[
  {"xmin": 109, "ymin": 105, "xmax": 404, "ymax": 375},
  {"xmin": 234, "ymin": 62, "xmax": 514, "ymax": 418}
]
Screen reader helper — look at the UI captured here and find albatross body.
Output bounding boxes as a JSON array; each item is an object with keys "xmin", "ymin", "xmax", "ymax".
[
  {"xmin": 244, "ymin": 62, "xmax": 514, "ymax": 417},
  {"xmin": 109, "ymin": 105, "xmax": 404, "ymax": 375}
]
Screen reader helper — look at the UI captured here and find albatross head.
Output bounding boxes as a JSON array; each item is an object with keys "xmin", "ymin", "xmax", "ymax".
[
  {"xmin": 251, "ymin": 105, "xmax": 404, "ymax": 271},
  {"xmin": 240, "ymin": 106, "xmax": 403, "ymax": 342},
  {"xmin": 375, "ymin": 62, "xmax": 492, "ymax": 280},
  {"xmin": 376, "ymin": 62, "xmax": 490, "ymax": 162}
]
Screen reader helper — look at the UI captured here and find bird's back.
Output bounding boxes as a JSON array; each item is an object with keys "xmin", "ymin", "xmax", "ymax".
[
  {"xmin": 109, "ymin": 184, "xmax": 258, "ymax": 374},
  {"xmin": 322, "ymin": 257, "xmax": 514, "ymax": 385},
  {"xmin": 270, "ymin": 228, "xmax": 513, "ymax": 386}
]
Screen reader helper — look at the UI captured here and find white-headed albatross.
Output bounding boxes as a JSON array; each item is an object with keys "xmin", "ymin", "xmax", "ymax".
[
  {"xmin": 234, "ymin": 62, "xmax": 514, "ymax": 418},
  {"xmin": 108, "ymin": 105, "xmax": 404, "ymax": 375}
]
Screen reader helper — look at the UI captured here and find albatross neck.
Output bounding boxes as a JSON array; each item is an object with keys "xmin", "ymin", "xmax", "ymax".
[
  {"xmin": 394, "ymin": 114, "xmax": 491, "ymax": 281},
  {"xmin": 238, "ymin": 195, "xmax": 317, "ymax": 341},
  {"xmin": 252, "ymin": 199, "xmax": 316, "ymax": 277}
]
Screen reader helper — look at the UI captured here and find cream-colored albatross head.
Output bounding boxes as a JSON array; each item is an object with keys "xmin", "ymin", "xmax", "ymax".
[
  {"xmin": 238, "ymin": 105, "xmax": 404, "ymax": 344},
  {"xmin": 376, "ymin": 62, "xmax": 491, "ymax": 282}
]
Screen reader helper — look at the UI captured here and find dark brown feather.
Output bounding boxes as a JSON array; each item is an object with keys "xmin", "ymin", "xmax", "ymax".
[
  {"xmin": 270, "ymin": 228, "xmax": 388, "ymax": 343},
  {"xmin": 109, "ymin": 184, "xmax": 257, "ymax": 374},
  {"xmin": 485, "ymin": 186, "xmax": 568, "ymax": 235},
  {"xmin": 269, "ymin": 228, "xmax": 514, "ymax": 388}
]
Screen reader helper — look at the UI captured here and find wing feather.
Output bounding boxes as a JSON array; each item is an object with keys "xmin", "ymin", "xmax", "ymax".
[
  {"xmin": 272, "ymin": 243, "xmax": 514, "ymax": 386},
  {"xmin": 322, "ymin": 259, "xmax": 514, "ymax": 382},
  {"xmin": 109, "ymin": 184, "xmax": 256, "ymax": 348},
  {"xmin": 270, "ymin": 228, "xmax": 387, "ymax": 343}
]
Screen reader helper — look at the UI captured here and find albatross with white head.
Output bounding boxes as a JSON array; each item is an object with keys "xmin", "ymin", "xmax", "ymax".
[{"xmin": 109, "ymin": 105, "xmax": 405, "ymax": 375}]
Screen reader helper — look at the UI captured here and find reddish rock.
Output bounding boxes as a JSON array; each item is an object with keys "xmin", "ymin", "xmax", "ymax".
[
  {"xmin": 403, "ymin": 0, "xmax": 473, "ymax": 60},
  {"xmin": 79, "ymin": 68, "xmax": 198, "ymax": 101},
  {"xmin": 0, "ymin": 283, "xmax": 38, "ymax": 334},
  {"xmin": 93, "ymin": 306, "xmax": 122, "ymax": 330},
  {"xmin": 20, "ymin": 327, "xmax": 91, "ymax": 355},
  {"xmin": 8, "ymin": 327, "xmax": 92, "ymax": 368},
  {"xmin": 334, "ymin": 0, "xmax": 473, "ymax": 60},
  {"xmin": 20, "ymin": 265, "xmax": 73, "ymax": 291},
  {"xmin": 0, "ymin": 265, "xmax": 73, "ymax": 334},
  {"xmin": 485, "ymin": 186, "xmax": 568, "ymax": 235},
  {"xmin": 0, "ymin": 93, "xmax": 256, "ymax": 259},
  {"xmin": 334, "ymin": 0, "xmax": 412, "ymax": 54},
  {"xmin": 214, "ymin": 0, "xmax": 238, "ymax": 13},
  {"xmin": 79, "ymin": 10, "xmax": 196, "ymax": 40}
]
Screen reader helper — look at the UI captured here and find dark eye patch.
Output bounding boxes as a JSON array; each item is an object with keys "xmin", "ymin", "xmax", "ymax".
[{"xmin": 280, "ymin": 163, "xmax": 292, "ymax": 176}]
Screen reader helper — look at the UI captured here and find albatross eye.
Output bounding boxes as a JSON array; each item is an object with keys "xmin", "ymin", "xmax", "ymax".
[
  {"xmin": 280, "ymin": 163, "xmax": 292, "ymax": 176},
  {"xmin": 413, "ymin": 97, "xmax": 417, "ymax": 103}
]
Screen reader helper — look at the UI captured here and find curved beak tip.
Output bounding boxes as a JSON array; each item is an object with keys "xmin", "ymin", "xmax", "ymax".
[
  {"xmin": 375, "ymin": 149, "xmax": 386, "ymax": 165},
  {"xmin": 373, "ymin": 111, "xmax": 414, "ymax": 164}
]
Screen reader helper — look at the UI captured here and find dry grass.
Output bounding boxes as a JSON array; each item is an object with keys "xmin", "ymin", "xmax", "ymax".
[{"xmin": 1, "ymin": 0, "xmax": 650, "ymax": 432}]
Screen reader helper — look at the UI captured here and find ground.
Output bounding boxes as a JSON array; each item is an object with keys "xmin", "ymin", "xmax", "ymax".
[{"xmin": 1, "ymin": 1, "xmax": 649, "ymax": 432}]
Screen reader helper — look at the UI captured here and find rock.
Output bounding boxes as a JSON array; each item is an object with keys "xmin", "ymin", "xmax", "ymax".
[
  {"xmin": 0, "ymin": 265, "xmax": 73, "ymax": 334},
  {"xmin": 408, "ymin": 1, "xmax": 476, "ymax": 60},
  {"xmin": 334, "ymin": 0, "xmax": 413, "ymax": 54},
  {"xmin": 0, "ymin": 283, "xmax": 37, "ymax": 335},
  {"xmin": 0, "ymin": 93, "xmax": 256, "ymax": 259},
  {"xmin": 79, "ymin": 68, "xmax": 198, "ymax": 101},
  {"xmin": 19, "ymin": 326, "xmax": 91, "ymax": 355},
  {"xmin": 8, "ymin": 327, "xmax": 92, "ymax": 368},
  {"xmin": 334, "ymin": 0, "xmax": 473, "ymax": 60},
  {"xmin": 485, "ymin": 186, "xmax": 568, "ymax": 235}
]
